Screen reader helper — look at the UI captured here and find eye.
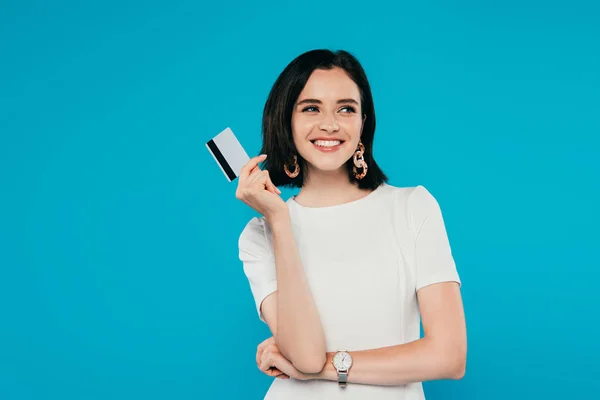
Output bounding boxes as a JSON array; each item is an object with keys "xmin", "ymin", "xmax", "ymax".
[
  {"xmin": 339, "ymin": 105, "xmax": 356, "ymax": 113},
  {"xmin": 302, "ymin": 106, "xmax": 319, "ymax": 112}
]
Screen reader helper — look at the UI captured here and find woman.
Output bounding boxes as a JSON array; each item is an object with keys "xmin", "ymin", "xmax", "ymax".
[{"xmin": 236, "ymin": 49, "xmax": 466, "ymax": 399}]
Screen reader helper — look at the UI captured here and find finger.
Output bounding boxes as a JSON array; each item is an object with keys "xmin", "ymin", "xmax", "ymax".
[
  {"xmin": 257, "ymin": 170, "xmax": 281, "ymax": 195},
  {"xmin": 266, "ymin": 366, "xmax": 289, "ymax": 380},
  {"xmin": 249, "ymin": 165, "xmax": 261, "ymax": 176},
  {"xmin": 266, "ymin": 367, "xmax": 283, "ymax": 376},
  {"xmin": 259, "ymin": 357, "xmax": 270, "ymax": 372},
  {"xmin": 259, "ymin": 350, "xmax": 274, "ymax": 372},
  {"xmin": 249, "ymin": 170, "xmax": 279, "ymax": 195},
  {"xmin": 265, "ymin": 181, "xmax": 280, "ymax": 195},
  {"xmin": 246, "ymin": 167, "xmax": 263, "ymax": 185},
  {"xmin": 247, "ymin": 167, "xmax": 266, "ymax": 185},
  {"xmin": 258, "ymin": 336, "xmax": 274, "ymax": 353},
  {"xmin": 265, "ymin": 174, "xmax": 281, "ymax": 195},
  {"xmin": 240, "ymin": 155, "xmax": 267, "ymax": 180},
  {"xmin": 259, "ymin": 349, "xmax": 269, "ymax": 371},
  {"xmin": 256, "ymin": 337, "xmax": 273, "ymax": 361},
  {"xmin": 256, "ymin": 343, "xmax": 268, "ymax": 365}
]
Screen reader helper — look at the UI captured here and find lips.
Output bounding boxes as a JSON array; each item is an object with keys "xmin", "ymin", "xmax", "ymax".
[
  {"xmin": 310, "ymin": 138, "xmax": 345, "ymax": 143},
  {"xmin": 311, "ymin": 140, "xmax": 344, "ymax": 152}
]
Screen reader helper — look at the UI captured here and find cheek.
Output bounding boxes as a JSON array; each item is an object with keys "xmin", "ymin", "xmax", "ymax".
[
  {"xmin": 339, "ymin": 117, "xmax": 363, "ymax": 133},
  {"xmin": 291, "ymin": 115, "xmax": 315, "ymax": 137},
  {"xmin": 296, "ymin": 115, "xmax": 316, "ymax": 128}
]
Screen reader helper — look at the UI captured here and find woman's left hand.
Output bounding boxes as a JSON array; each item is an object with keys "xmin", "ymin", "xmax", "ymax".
[{"xmin": 257, "ymin": 336, "xmax": 312, "ymax": 381}]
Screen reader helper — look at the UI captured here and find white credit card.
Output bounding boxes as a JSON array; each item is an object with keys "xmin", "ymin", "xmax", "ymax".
[{"xmin": 206, "ymin": 127, "xmax": 251, "ymax": 182}]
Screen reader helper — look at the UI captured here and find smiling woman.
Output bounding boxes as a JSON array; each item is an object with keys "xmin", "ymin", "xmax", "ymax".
[
  {"xmin": 294, "ymin": 73, "xmax": 360, "ymax": 160},
  {"xmin": 259, "ymin": 50, "xmax": 388, "ymax": 191},
  {"xmin": 236, "ymin": 50, "xmax": 466, "ymax": 400}
]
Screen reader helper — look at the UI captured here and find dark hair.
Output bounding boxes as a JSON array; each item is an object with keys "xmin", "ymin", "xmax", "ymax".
[{"xmin": 259, "ymin": 49, "xmax": 388, "ymax": 190}]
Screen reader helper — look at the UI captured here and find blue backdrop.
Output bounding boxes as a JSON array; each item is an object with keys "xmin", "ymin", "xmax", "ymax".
[{"xmin": 1, "ymin": 0, "xmax": 599, "ymax": 398}]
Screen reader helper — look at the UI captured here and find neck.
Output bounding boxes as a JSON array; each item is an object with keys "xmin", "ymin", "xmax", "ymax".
[{"xmin": 294, "ymin": 167, "xmax": 370, "ymax": 208}]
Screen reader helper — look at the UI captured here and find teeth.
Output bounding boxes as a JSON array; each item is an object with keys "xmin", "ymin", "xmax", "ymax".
[{"xmin": 313, "ymin": 140, "xmax": 341, "ymax": 147}]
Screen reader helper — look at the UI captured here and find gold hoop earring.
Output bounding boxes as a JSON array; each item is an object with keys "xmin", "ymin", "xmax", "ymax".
[
  {"xmin": 285, "ymin": 155, "xmax": 300, "ymax": 178},
  {"xmin": 353, "ymin": 142, "xmax": 368, "ymax": 180}
]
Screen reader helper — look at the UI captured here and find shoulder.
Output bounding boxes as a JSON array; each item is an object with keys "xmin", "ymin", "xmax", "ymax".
[
  {"xmin": 380, "ymin": 183, "xmax": 436, "ymax": 205},
  {"xmin": 383, "ymin": 183, "xmax": 439, "ymax": 206},
  {"xmin": 383, "ymin": 184, "xmax": 443, "ymax": 231}
]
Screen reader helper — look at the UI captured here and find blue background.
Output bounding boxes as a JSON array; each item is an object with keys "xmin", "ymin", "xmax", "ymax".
[{"xmin": 1, "ymin": 0, "xmax": 599, "ymax": 398}]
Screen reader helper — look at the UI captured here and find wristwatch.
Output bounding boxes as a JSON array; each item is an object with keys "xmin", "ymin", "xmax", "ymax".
[{"xmin": 332, "ymin": 350, "xmax": 353, "ymax": 388}]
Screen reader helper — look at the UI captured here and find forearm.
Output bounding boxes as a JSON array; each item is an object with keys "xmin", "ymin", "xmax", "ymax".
[
  {"xmin": 316, "ymin": 337, "xmax": 466, "ymax": 385},
  {"xmin": 270, "ymin": 213, "xmax": 326, "ymax": 372}
]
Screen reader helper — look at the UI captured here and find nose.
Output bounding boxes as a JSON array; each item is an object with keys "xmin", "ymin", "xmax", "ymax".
[{"xmin": 318, "ymin": 116, "xmax": 339, "ymax": 132}]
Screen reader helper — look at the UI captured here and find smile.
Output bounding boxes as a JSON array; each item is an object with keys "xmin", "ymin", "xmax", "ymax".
[{"xmin": 311, "ymin": 139, "xmax": 344, "ymax": 152}]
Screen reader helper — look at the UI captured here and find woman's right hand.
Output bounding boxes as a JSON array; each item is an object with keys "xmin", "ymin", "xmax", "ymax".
[
  {"xmin": 236, "ymin": 155, "xmax": 287, "ymax": 221},
  {"xmin": 256, "ymin": 336, "xmax": 290, "ymax": 380}
]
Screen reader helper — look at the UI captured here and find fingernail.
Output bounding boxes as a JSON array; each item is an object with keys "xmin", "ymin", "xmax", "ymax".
[
  {"xmin": 259, "ymin": 154, "xmax": 267, "ymax": 157},
  {"xmin": 276, "ymin": 188, "xmax": 281, "ymax": 194}
]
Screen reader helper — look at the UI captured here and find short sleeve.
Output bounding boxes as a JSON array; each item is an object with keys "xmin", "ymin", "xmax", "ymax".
[
  {"xmin": 238, "ymin": 217, "xmax": 277, "ymax": 322},
  {"xmin": 408, "ymin": 185, "xmax": 461, "ymax": 291}
]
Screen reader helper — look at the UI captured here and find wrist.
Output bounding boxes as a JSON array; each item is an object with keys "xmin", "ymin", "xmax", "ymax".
[{"xmin": 267, "ymin": 208, "xmax": 291, "ymax": 229}]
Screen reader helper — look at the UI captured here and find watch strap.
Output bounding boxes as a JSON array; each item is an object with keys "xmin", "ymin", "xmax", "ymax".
[{"xmin": 337, "ymin": 370, "xmax": 348, "ymax": 388}]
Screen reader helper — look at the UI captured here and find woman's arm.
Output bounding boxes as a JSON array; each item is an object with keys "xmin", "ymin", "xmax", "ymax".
[
  {"xmin": 314, "ymin": 282, "xmax": 466, "ymax": 385},
  {"xmin": 261, "ymin": 211, "xmax": 327, "ymax": 373}
]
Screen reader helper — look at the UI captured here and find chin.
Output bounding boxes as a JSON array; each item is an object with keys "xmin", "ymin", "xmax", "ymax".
[
  {"xmin": 299, "ymin": 147, "xmax": 353, "ymax": 172},
  {"xmin": 307, "ymin": 160, "xmax": 347, "ymax": 173}
]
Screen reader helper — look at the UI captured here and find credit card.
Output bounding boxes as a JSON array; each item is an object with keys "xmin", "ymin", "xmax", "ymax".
[{"xmin": 206, "ymin": 127, "xmax": 251, "ymax": 181}]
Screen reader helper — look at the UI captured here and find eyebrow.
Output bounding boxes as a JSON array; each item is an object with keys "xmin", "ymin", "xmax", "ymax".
[{"xmin": 296, "ymin": 98, "xmax": 359, "ymax": 106}]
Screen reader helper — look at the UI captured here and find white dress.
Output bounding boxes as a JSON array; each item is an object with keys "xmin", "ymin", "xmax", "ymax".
[{"xmin": 238, "ymin": 183, "xmax": 462, "ymax": 399}]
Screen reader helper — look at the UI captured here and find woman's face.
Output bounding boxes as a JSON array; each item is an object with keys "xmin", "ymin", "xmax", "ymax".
[{"xmin": 291, "ymin": 67, "xmax": 364, "ymax": 175}]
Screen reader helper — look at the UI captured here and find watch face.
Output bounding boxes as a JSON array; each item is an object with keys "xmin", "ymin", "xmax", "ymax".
[{"xmin": 333, "ymin": 351, "xmax": 353, "ymax": 370}]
